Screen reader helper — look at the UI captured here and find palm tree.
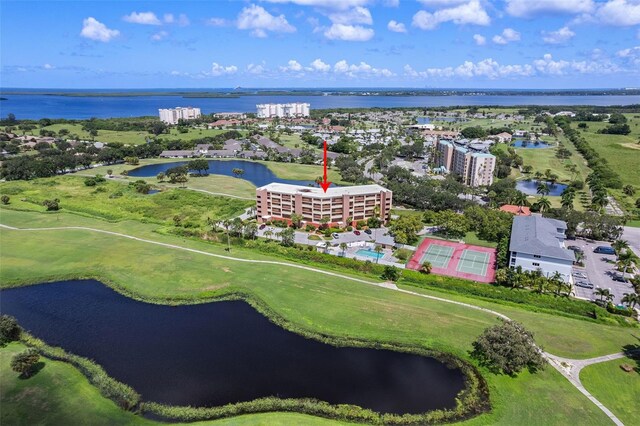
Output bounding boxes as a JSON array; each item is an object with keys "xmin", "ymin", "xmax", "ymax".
[
  {"xmin": 420, "ymin": 261, "xmax": 432, "ymax": 274},
  {"xmin": 222, "ymin": 219, "xmax": 232, "ymax": 251},
  {"xmin": 616, "ymin": 250, "xmax": 638, "ymax": 281},
  {"xmin": 612, "ymin": 239, "xmax": 630, "ymax": 255},
  {"xmin": 323, "ymin": 241, "xmax": 332, "ymax": 253},
  {"xmin": 513, "ymin": 191, "xmax": 528, "ymax": 207},
  {"xmin": 561, "ymin": 188, "xmax": 576, "ymax": 209},
  {"xmin": 534, "ymin": 171, "xmax": 543, "ymax": 181},
  {"xmin": 339, "ymin": 242, "xmax": 348, "ymax": 256},
  {"xmin": 264, "ymin": 229, "xmax": 273, "ymax": 241},
  {"xmin": 621, "ymin": 293, "xmax": 639, "ymax": 309},
  {"xmin": 536, "ymin": 182, "xmax": 550, "ymax": 196},
  {"xmin": 374, "ymin": 245, "xmax": 383, "ymax": 263},
  {"xmin": 594, "ymin": 287, "xmax": 613, "ymax": 303},
  {"xmin": 591, "ymin": 191, "xmax": 608, "ymax": 210},
  {"xmin": 535, "ymin": 197, "xmax": 552, "ymax": 212}
]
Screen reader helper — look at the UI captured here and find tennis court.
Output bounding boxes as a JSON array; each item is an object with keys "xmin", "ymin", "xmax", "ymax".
[
  {"xmin": 419, "ymin": 244, "xmax": 455, "ymax": 268},
  {"xmin": 457, "ymin": 249, "xmax": 491, "ymax": 277},
  {"xmin": 407, "ymin": 237, "xmax": 497, "ymax": 283}
]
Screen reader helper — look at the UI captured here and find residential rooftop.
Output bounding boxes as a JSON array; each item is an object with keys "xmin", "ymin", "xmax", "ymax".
[
  {"xmin": 509, "ymin": 215, "xmax": 574, "ymax": 261},
  {"xmin": 256, "ymin": 183, "xmax": 390, "ymax": 198}
]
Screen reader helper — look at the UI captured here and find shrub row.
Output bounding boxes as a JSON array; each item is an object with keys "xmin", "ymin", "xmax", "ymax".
[
  {"xmin": 21, "ymin": 332, "xmax": 140, "ymax": 410},
  {"xmin": 399, "ymin": 270, "xmax": 632, "ymax": 326},
  {"xmin": 559, "ymin": 118, "xmax": 622, "ymax": 189}
]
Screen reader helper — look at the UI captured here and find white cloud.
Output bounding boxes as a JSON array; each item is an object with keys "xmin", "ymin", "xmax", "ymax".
[
  {"xmin": 596, "ymin": 0, "xmax": 640, "ymax": 26},
  {"xmin": 310, "ymin": 58, "xmax": 331, "ymax": 72},
  {"xmin": 403, "ymin": 53, "xmax": 621, "ymax": 80},
  {"xmin": 262, "ymin": 0, "xmax": 370, "ymax": 11},
  {"xmin": 280, "ymin": 59, "xmax": 304, "ymax": 72},
  {"xmin": 80, "ymin": 17, "xmax": 120, "ymax": 42},
  {"xmin": 333, "ymin": 60, "xmax": 394, "ymax": 77},
  {"xmin": 162, "ymin": 13, "xmax": 189, "ymax": 26},
  {"xmin": 210, "ymin": 62, "xmax": 238, "ymax": 76},
  {"xmin": 324, "ymin": 23, "xmax": 374, "ymax": 41},
  {"xmin": 151, "ymin": 30, "xmax": 169, "ymax": 41},
  {"xmin": 123, "ymin": 11, "xmax": 161, "ymax": 25},
  {"xmin": 247, "ymin": 63, "xmax": 266, "ymax": 74},
  {"xmin": 237, "ymin": 4, "xmax": 296, "ymax": 37},
  {"xmin": 505, "ymin": 0, "xmax": 594, "ymax": 17},
  {"xmin": 492, "ymin": 28, "xmax": 520, "ymax": 44},
  {"xmin": 473, "ymin": 34, "xmax": 486, "ymax": 45},
  {"xmin": 617, "ymin": 46, "xmax": 640, "ymax": 66},
  {"xmin": 412, "ymin": 0, "xmax": 490, "ymax": 30},
  {"xmin": 43, "ymin": 63, "xmax": 54, "ymax": 70},
  {"xmin": 206, "ymin": 18, "xmax": 227, "ymax": 27},
  {"xmin": 387, "ymin": 20, "xmax": 407, "ymax": 33},
  {"xmin": 542, "ymin": 26, "xmax": 575, "ymax": 44},
  {"xmin": 328, "ymin": 6, "xmax": 372, "ymax": 25}
]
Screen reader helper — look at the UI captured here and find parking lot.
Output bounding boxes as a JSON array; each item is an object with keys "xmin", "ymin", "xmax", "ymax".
[{"xmin": 570, "ymin": 238, "xmax": 636, "ymax": 305}]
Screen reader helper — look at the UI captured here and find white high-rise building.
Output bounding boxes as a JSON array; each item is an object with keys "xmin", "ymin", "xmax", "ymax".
[
  {"xmin": 256, "ymin": 103, "xmax": 310, "ymax": 118},
  {"xmin": 159, "ymin": 107, "xmax": 202, "ymax": 124}
]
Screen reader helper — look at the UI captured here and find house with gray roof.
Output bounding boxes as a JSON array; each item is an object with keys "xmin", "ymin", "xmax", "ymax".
[{"xmin": 509, "ymin": 214, "xmax": 574, "ymax": 282}]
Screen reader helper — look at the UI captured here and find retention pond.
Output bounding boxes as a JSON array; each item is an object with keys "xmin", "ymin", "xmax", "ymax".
[{"xmin": 1, "ymin": 280, "xmax": 467, "ymax": 415}]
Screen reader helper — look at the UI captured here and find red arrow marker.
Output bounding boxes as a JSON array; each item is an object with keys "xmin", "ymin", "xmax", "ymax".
[{"xmin": 320, "ymin": 140, "xmax": 332, "ymax": 193}]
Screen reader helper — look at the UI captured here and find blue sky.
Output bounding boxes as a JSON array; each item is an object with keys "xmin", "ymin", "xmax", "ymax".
[{"xmin": 1, "ymin": 0, "xmax": 639, "ymax": 88}]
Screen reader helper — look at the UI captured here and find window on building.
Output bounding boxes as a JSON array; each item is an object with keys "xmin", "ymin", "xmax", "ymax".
[
  {"xmin": 532, "ymin": 262, "xmax": 540, "ymax": 266},
  {"xmin": 533, "ymin": 255, "xmax": 541, "ymax": 258}
]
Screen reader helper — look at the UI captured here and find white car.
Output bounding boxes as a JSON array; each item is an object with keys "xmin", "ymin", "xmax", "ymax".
[{"xmin": 332, "ymin": 233, "xmax": 340, "ymax": 239}]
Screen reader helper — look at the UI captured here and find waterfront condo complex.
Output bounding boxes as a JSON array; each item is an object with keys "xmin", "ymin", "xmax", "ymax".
[
  {"xmin": 159, "ymin": 107, "xmax": 202, "ymax": 124},
  {"xmin": 256, "ymin": 183, "xmax": 392, "ymax": 226},
  {"xmin": 256, "ymin": 103, "xmax": 310, "ymax": 118},
  {"xmin": 436, "ymin": 140, "xmax": 496, "ymax": 187}
]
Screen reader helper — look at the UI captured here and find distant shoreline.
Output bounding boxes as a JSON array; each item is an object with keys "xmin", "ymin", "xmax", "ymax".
[{"xmin": 2, "ymin": 89, "xmax": 640, "ymax": 98}]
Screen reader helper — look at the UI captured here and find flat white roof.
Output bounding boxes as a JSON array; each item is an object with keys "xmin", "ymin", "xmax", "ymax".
[{"xmin": 257, "ymin": 183, "xmax": 390, "ymax": 198}]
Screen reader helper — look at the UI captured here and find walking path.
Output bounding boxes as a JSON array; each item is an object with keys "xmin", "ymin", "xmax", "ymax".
[{"xmin": 0, "ymin": 222, "xmax": 631, "ymax": 425}]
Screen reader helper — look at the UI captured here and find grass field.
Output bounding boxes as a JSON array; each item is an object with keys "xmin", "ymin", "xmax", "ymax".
[
  {"xmin": 0, "ymin": 210, "xmax": 630, "ymax": 424},
  {"xmin": 0, "ymin": 176, "xmax": 251, "ymax": 227},
  {"xmin": 580, "ymin": 356, "xmax": 640, "ymax": 426},
  {"xmin": 0, "ymin": 208, "xmax": 636, "ymax": 424},
  {"xmin": 40, "ymin": 123, "xmax": 243, "ymax": 145}
]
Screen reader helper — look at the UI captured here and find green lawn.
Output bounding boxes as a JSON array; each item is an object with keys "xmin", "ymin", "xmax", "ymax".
[
  {"xmin": 40, "ymin": 123, "xmax": 245, "ymax": 146},
  {"xmin": 0, "ymin": 176, "xmax": 252, "ymax": 227},
  {"xmin": 0, "ymin": 208, "xmax": 636, "ymax": 425},
  {"xmin": 580, "ymin": 356, "xmax": 640, "ymax": 426}
]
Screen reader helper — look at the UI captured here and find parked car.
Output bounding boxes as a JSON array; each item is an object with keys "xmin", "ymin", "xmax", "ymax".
[
  {"xmin": 332, "ymin": 233, "xmax": 340, "ymax": 239},
  {"xmin": 259, "ymin": 224, "xmax": 266, "ymax": 230},
  {"xmin": 594, "ymin": 246, "xmax": 615, "ymax": 255},
  {"xmin": 353, "ymin": 230, "xmax": 361, "ymax": 236},
  {"xmin": 364, "ymin": 229, "xmax": 372, "ymax": 235},
  {"xmin": 567, "ymin": 245, "xmax": 584, "ymax": 254},
  {"xmin": 572, "ymin": 271, "xmax": 588, "ymax": 279},
  {"xmin": 575, "ymin": 281, "xmax": 594, "ymax": 289},
  {"xmin": 612, "ymin": 273, "xmax": 626, "ymax": 282}
]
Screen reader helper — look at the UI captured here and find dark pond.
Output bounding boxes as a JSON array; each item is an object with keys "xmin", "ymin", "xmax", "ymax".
[
  {"xmin": 127, "ymin": 159, "xmax": 327, "ymax": 188},
  {"xmin": 0, "ymin": 280, "xmax": 466, "ymax": 414},
  {"xmin": 516, "ymin": 179, "xmax": 568, "ymax": 196},
  {"xmin": 146, "ymin": 189, "xmax": 160, "ymax": 195},
  {"xmin": 512, "ymin": 140, "xmax": 551, "ymax": 148}
]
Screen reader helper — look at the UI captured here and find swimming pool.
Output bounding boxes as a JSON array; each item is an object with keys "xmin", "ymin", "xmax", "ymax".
[{"xmin": 356, "ymin": 249, "xmax": 384, "ymax": 260}]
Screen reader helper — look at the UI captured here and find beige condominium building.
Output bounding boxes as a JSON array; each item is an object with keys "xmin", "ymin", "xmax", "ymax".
[
  {"xmin": 437, "ymin": 141, "xmax": 496, "ymax": 187},
  {"xmin": 158, "ymin": 107, "xmax": 202, "ymax": 124},
  {"xmin": 256, "ymin": 183, "xmax": 392, "ymax": 226}
]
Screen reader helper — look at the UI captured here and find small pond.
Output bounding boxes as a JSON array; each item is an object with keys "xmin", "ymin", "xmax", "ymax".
[
  {"xmin": 127, "ymin": 159, "xmax": 331, "ymax": 188},
  {"xmin": 516, "ymin": 179, "xmax": 568, "ymax": 196},
  {"xmin": 512, "ymin": 140, "xmax": 551, "ymax": 148},
  {"xmin": 0, "ymin": 280, "xmax": 466, "ymax": 414}
]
